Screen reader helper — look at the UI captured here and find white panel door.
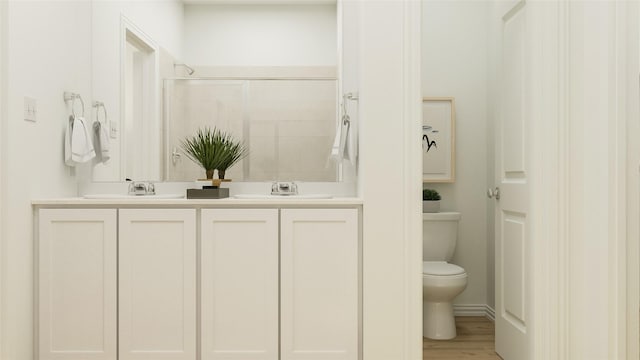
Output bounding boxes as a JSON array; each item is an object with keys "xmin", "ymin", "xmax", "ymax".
[
  {"xmin": 495, "ymin": 1, "xmax": 531, "ymax": 359},
  {"xmin": 280, "ymin": 209, "xmax": 359, "ymax": 360},
  {"xmin": 119, "ymin": 209, "xmax": 196, "ymax": 360},
  {"xmin": 38, "ymin": 209, "xmax": 117, "ymax": 360},
  {"xmin": 201, "ymin": 209, "xmax": 279, "ymax": 360}
]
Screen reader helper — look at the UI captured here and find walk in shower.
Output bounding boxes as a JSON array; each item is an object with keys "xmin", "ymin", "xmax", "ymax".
[{"xmin": 164, "ymin": 78, "xmax": 339, "ymax": 182}]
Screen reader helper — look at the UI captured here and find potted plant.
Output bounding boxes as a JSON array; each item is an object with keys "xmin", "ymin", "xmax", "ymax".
[
  {"xmin": 216, "ymin": 132, "xmax": 249, "ymax": 180},
  {"xmin": 422, "ymin": 189, "xmax": 441, "ymax": 213},
  {"xmin": 181, "ymin": 127, "xmax": 247, "ymax": 180}
]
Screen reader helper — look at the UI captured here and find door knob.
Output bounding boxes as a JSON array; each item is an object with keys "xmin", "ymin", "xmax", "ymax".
[{"xmin": 487, "ymin": 187, "xmax": 500, "ymax": 200}]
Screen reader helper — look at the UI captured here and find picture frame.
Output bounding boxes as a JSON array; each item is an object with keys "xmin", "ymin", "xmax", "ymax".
[{"xmin": 422, "ymin": 97, "xmax": 455, "ymax": 183}]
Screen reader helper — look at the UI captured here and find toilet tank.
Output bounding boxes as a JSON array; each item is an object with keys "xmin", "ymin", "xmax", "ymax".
[{"xmin": 423, "ymin": 212, "xmax": 461, "ymax": 261}]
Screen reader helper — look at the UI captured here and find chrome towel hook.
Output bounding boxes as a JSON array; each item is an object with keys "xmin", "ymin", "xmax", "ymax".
[
  {"xmin": 64, "ymin": 92, "xmax": 85, "ymax": 117},
  {"xmin": 92, "ymin": 101, "xmax": 108, "ymax": 126},
  {"xmin": 341, "ymin": 92, "xmax": 359, "ymax": 126}
]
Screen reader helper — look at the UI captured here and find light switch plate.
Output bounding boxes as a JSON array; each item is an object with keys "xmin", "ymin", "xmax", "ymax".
[
  {"xmin": 23, "ymin": 97, "xmax": 37, "ymax": 122},
  {"xmin": 110, "ymin": 121, "xmax": 118, "ymax": 138}
]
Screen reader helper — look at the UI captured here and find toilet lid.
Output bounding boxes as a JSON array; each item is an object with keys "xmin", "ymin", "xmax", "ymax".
[{"xmin": 422, "ymin": 261, "xmax": 465, "ymax": 276}]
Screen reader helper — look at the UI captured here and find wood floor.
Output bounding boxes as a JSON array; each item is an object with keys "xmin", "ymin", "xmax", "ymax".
[{"xmin": 423, "ymin": 316, "xmax": 503, "ymax": 360}]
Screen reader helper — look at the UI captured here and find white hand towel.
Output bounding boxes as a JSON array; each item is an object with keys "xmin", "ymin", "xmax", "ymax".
[
  {"xmin": 93, "ymin": 121, "xmax": 110, "ymax": 163},
  {"xmin": 328, "ymin": 119, "xmax": 343, "ymax": 165},
  {"xmin": 338, "ymin": 115, "xmax": 350, "ymax": 161},
  {"xmin": 70, "ymin": 116, "xmax": 95, "ymax": 164},
  {"xmin": 345, "ymin": 116, "xmax": 357, "ymax": 166},
  {"xmin": 64, "ymin": 115, "xmax": 75, "ymax": 166},
  {"xmin": 327, "ymin": 114, "xmax": 354, "ymax": 166},
  {"xmin": 99, "ymin": 122, "xmax": 111, "ymax": 162}
]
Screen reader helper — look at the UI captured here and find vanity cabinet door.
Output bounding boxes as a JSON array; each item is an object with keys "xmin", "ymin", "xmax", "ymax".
[
  {"xmin": 118, "ymin": 209, "xmax": 197, "ymax": 360},
  {"xmin": 38, "ymin": 209, "xmax": 117, "ymax": 360},
  {"xmin": 200, "ymin": 209, "xmax": 279, "ymax": 360},
  {"xmin": 280, "ymin": 209, "xmax": 359, "ymax": 360}
]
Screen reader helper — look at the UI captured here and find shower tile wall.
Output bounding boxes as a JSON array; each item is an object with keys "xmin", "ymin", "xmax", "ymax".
[
  {"xmin": 168, "ymin": 80, "xmax": 245, "ymax": 181},
  {"xmin": 249, "ymin": 80, "xmax": 336, "ymax": 181},
  {"xmin": 166, "ymin": 79, "xmax": 337, "ymax": 182}
]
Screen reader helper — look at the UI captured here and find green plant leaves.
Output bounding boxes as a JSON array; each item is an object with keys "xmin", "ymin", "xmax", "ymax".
[
  {"xmin": 422, "ymin": 189, "xmax": 441, "ymax": 201},
  {"xmin": 180, "ymin": 127, "xmax": 248, "ymax": 175}
]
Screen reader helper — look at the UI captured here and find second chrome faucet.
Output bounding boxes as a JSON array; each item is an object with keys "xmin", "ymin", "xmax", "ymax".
[
  {"xmin": 128, "ymin": 181, "xmax": 155, "ymax": 196},
  {"xmin": 271, "ymin": 181, "xmax": 298, "ymax": 196}
]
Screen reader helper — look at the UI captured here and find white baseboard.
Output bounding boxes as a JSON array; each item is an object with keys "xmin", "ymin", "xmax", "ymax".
[
  {"xmin": 453, "ymin": 304, "xmax": 495, "ymax": 321},
  {"xmin": 485, "ymin": 305, "xmax": 495, "ymax": 321}
]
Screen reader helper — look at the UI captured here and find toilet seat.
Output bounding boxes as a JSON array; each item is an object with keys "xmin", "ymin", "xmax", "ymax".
[{"xmin": 422, "ymin": 261, "xmax": 465, "ymax": 276}]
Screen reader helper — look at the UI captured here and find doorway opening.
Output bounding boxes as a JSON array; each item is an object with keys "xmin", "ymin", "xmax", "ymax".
[
  {"xmin": 121, "ymin": 17, "xmax": 160, "ymax": 181},
  {"xmin": 420, "ymin": 1, "xmax": 527, "ymax": 359}
]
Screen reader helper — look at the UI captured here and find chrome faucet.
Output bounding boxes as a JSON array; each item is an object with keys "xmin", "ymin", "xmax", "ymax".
[
  {"xmin": 128, "ymin": 181, "xmax": 156, "ymax": 196},
  {"xmin": 271, "ymin": 181, "xmax": 298, "ymax": 196}
]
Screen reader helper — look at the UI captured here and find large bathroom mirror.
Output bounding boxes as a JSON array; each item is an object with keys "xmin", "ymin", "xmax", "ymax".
[{"xmin": 90, "ymin": 1, "xmax": 343, "ymax": 183}]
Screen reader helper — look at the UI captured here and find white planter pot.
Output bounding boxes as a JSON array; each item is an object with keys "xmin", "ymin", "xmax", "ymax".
[{"xmin": 422, "ymin": 200, "xmax": 440, "ymax": 213}]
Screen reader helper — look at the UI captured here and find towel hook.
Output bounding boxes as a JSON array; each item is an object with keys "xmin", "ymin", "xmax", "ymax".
[
  {"xmin": 341, "ymin": 97, "xmax": 348, "ymax": 120},
  {"xmin": 341, "ymin": 92, "xmax": 358, "ymax": 126},
  {"xmin": 92, "ymin": 101, "xmax": 108, "ymax": 127},
  {"xmin": 344, "ymin": 92, "xmax": 359, "ymax": 101},
  {"xmin": 64, "ymin": 92, "xmax": 85, "ymax": 117}
]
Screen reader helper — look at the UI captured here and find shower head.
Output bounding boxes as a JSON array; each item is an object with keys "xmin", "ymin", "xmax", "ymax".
[{"xmin": 174, "ymin": 63, "xmax": 195, "ymax": 75}]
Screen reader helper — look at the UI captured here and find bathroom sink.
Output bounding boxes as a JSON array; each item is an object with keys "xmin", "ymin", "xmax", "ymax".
[
  {"xmin": 83, "ymin": 194, "xmax": 185, "ymax": 199},
  {"xmin": 234, "ymin": 194, "xmax": 333, "ymax": 199}
]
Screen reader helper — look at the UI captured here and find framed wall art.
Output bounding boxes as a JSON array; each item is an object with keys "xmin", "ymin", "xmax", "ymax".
[{"xmin": 422, "ymin": 97, "xmax": 455, "ymax": 183}]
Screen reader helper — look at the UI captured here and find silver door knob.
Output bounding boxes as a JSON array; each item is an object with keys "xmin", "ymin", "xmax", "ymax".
[{"xmin": 487, "ymin": 187, "xmax": 500, "ymax": 200}]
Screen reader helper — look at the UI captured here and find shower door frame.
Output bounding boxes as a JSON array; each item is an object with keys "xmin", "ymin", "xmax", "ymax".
[{"xmin": 163, "ymin": 77, "xmax": 341, "ymax": 183}]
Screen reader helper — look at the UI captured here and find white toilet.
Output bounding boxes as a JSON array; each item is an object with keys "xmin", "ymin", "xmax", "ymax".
[{"xmin": 422, "ymin": 212, "xmax": 467, "ymax": 340}]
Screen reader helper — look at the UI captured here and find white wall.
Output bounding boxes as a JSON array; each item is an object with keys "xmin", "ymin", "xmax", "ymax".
[
  {"xmin": 421, "ymin": 1, "xmax": 491, "ymax": 308},
  {"xmin": 91, "ymin": 0, "xmax": 183, "ymax": 181},
  {"xmin": 358, "ymin": 1, "xmax": 423, "ymax": 359},
  {"xmin": 567, "ymin": 2, "xmax": 631, "ymax": 358},
  {"xmin": 183, "ymin": 4, "xmax": 336, "ymax": 67},
  {"xmin": 2, "ymin": 1, "xmax": 93, "ymax": 358},
  {"xmin": 485, "ymin": 0, "xmax": 498, "ymax": 312}
]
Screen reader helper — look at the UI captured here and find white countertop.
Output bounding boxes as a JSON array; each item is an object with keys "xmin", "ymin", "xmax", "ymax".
[{"xmin": 32, "ymin": 197, "xmax": 363, "ymax": 207}]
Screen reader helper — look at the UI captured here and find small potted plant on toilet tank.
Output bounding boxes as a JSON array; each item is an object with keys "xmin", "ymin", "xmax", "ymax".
[{"xmin": 422, "ymin": 189, "xmax": 441, "ymax": 213}]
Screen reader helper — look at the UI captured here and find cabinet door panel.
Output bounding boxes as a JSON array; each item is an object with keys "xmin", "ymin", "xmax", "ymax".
[
  {"xmin": 38, "ymin": 209, "xmax": 117, "ymax": 360},
  {"xmin": 281, "ymin": 209, "xmax": 359, "ymax": 360},
  {"xmin": 119, "ymin": 209, "xmax": 196, "ymax": 360},
  {"xmin": 201, "ymin": 209, "xmax": 279, "ymax": 360}
]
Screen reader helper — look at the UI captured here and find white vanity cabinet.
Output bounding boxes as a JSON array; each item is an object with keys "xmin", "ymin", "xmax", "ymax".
[
  {"xmin": 200, "ymin": 209, "xmax": 279, "ymax": 360},
  {"xmin": 280, "ymin": 209, "xmax": 359, "ymax": 360},
  {"xmin": 38, "ymin": 209, "xmax": 118, "ymax": 360},
  {"xmin": 200, "ymin": 208, "xmax": 359, "ymax": 360},
  {"xmin": 36, "ymin": 203, "xmax": 360, "ymax": 360},
  {"xmin": 118, "ymin": 209, "xmax": 197, "ymax": 360}
]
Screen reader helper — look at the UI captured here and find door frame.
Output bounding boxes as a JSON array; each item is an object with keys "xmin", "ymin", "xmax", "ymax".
[
  {"xmin": 357, "ymin": 1, "xmax": 423, "ymax": 360},
  {"xmin": 558, "ymin": 1, "xmax": 637, "ymax": 358},
  {"xmin": 120, "ymin": 15, "xmax": 159, "ymax": 181},
  {"xmin": 0, "ymin": 0, "xmax": 6, "ymax": 357},
  {"xmin": 623, "ymin": 2, "xmax": 640, "ymax": 358}
]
